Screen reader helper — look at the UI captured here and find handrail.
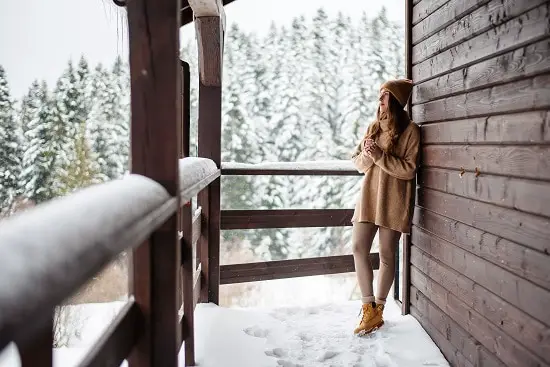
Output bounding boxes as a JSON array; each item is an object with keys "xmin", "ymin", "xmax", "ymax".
[
  {"xmin": 0, "ymin": 175, "xmax": 174, "ymax": 349},
  {"xmin": 221, "ymin": 160, "xmax": 361, "ymax": 176},
  {"xmin": 0, "ymin": 157, "xmax": 219, "ymax": 351},
  {"xmin": 179, "ymin": 157, "xmax": 220, "ymax": 201}
]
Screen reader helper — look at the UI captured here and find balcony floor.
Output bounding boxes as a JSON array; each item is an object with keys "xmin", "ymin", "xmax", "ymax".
[{"xmin": 193, "ymin": 299, "xmax": 449, "ymax": 367}]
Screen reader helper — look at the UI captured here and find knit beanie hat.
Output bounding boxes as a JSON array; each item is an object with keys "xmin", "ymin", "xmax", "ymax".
[{"xmin": 380, "ymin": 79, "xmax": 413, "ymax": 107}]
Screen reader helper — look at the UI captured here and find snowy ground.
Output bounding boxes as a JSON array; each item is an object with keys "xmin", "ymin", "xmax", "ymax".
[
  {"xmin": 0, "ymin": 298, "xmax": 448, "ymax": 367},
  {"xmin": 194, "ymin": 299, "xmax": 449, "ymax": 367}
]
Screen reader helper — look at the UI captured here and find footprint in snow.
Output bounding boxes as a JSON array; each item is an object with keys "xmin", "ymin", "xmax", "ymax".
[
  {"xmin": 296, "ymin": 331, "xmax": 312, "ymax": 342},
  {"xmin": 317, "ymin": 350, "xmax": 339, "ymax": 362},
  {"xmin": 265, "ymin": 348, "xmax": 287, "ymax": 358},
  {"xmin": 276, "ymin": 360, "xmax": 304, "ymax": 367},
  {"xmin": 243, "ymin": 325, "xmax": 269, "ymax": 338}
]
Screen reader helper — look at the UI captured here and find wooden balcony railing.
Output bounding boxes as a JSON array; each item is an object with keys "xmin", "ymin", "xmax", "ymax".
[
  {"xmin": 217, "ymin": 161, "xmax": 389, "ymax": 293},
  {"xmin": 0, "ymin": 157, "xmax": 219, "ymax": 367}
]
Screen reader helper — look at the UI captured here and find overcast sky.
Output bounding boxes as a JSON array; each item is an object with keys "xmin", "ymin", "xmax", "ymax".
[{"xmin": 0, "ymin": 0, "xmax": 404, "ymax": 99}]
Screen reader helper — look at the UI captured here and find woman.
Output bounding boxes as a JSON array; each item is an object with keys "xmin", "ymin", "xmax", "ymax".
[{"xmin": 350, "ymin": 78, "xmax": 420, "ymax": 336}]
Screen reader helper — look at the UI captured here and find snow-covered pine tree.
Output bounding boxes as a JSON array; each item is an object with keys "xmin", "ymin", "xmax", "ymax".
[
  {"xmin": 51, "ymin": 58, "xmax": 97, "ymax": 195},
  {"xmin": 221, "ymin": 24, "xmax": 259, "ymax": 246},
  {"xmin": 110, "ymin": 56, "xmax": 130, "ymax": 174},
  {"xmin": 0, "ymin": 66, "xmax": 23, "ymax": 213},
  {"xmin": 88, "ymin": 63, "xmax": 126, "ymax": 181},
  {"xmin": 59, "ymin": 121, "xmax": 100, "ymax": 191},
  {"xmin": 19, "ymin": 81, "xmax": 58, "ymax": 203}
]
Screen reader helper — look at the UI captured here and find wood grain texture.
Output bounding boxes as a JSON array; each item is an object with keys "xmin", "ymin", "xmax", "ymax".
[
  {"xmin": 412, "ymin": 0, "xmax": 490, "ymax": 45},
  {"xmin": 195, "ymin": 17, "xmax": 223, "ymax": 87},
  {"xmin": 410, "ymin": 305, "xmax": 477, "ymax": 367},
  {"xmin": 413, "ymin": 74, "xmax": 550, "ymax": 123},
  {"xmin": 420, "ymin": 111, "xmax": 550, "ymax": 144},
  {"xmin": 413, "ymin": 206, "xmax": 550, "ymax": 290},
  {"xmin": 419, "ymin": 167, "xmax": 550, "ymax": 218},
  {"xmin": 221, "ymin": 209, "xmax": 354, "ymax": 230},
  {"xmin": 413, "ymin": 39, "xmax": 550, "ymax": 104},
  {"xmin": 127, "ymin": 0, "xmax": 182, "ymax": 364},
  {"xmin": 188, "ymin": 0, "xmax": 222, "ymax": 16},
  {"xmin": 411, "ymin": 258, "xmax": 550, "ymax": 366},
  {"xmin": 220, "ymin": 254, "xmax": 379, "ymax": 284},
  {"xmin": 410, "ymin": 287, "xmax": 504, "ymax": 367},
  {"xmin": 416, "ymin": 188, "xmax": 550, "ymax": 254},
  {"xmin": 412, "ymin": 226, "xmax": 550, "ymax": 329},
  {"xmin": 412, "ymin": 253, "xmax": 549, "ymax": 367},
  {"xmin": 411, "ymin": 283, "xmax": 538, "ymax": 367},
  {"xmin": 413, "ymin": 0, "xmax": 547, "ymax": 65},
  {"xmin": 197, "ymin": 77, "xmax": 222, "ymax": 304},
  {"xmin": 412, "ymin": 0, "xmax": 449, "ymax": 26},
  {"xmin": 413, "ymin": 3, "xmax": 550, "ymax": 83},
  {"xmin": 181, "ymin": 186, "xmax": 195, "ymax": 365},
  {"xmin": 421, "ymin": 144, "xmax": 550, "ymax": 181}
]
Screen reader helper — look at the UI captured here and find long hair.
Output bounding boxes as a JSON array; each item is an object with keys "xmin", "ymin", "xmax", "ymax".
[{"xmin": 364, "ymin": 94, "xmax": 410, "ymax": 153}]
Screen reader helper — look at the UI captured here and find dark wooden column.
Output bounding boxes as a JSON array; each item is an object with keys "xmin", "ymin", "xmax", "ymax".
[
  {"xmin": 19, "ymin": 316, "xmax": 53, "ymax": 367},
  {"xmin": 127, "ymin": 0, "xmax": 182, "ymax": 365},
  {"xmin": 195, "ymin": 14, "xmax": 224, "ymax": 305},
  {"xmin": 401, "ymin": 0, "xmax": 413, "ymax": 316}
]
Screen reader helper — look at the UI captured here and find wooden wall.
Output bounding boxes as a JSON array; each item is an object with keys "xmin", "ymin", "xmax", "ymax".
[{"xmin": 408, "ymin": 0, "xmax": 550, "ymax": 366}]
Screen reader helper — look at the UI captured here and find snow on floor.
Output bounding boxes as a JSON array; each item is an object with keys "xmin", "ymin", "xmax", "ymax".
[
  {"xmin": 0, "ymin": 297, "xmax": 448, "ymax": 367},
  {"xmin": 194, "ymin": 299, "xmax": 449, "ymax": 367}
]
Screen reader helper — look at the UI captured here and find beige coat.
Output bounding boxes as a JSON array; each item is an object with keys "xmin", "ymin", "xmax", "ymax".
[{"xmin": 351, "ymin": 119, "xmax": 420, "ymax": 234}]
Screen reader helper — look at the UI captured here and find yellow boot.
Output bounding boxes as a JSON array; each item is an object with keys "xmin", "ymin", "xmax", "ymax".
[{"xmin": 354, "ymin": 303, "xmax": 384, "ymax": 336}]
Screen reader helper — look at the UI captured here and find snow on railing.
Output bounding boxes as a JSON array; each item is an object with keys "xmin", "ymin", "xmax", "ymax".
[
  {"xmin": 0, "ymin": 157, "xmax": 219, "ymax": 350},
  {"xmin": 179, "ymin": 157, "xmax": 220, "ymax": 199},
  {"xmin": 221, "ymin": 160, "xmax": 360, "ymax": 175}
]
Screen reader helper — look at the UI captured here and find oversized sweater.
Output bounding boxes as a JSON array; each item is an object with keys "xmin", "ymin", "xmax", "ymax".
[{"xmin": 351, "ymin": 118, "xmax": 420, "ymax": 234}]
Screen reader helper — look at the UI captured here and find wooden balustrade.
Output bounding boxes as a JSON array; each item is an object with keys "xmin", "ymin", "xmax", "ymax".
[{"xmin": 0, "ymin": 157, "xmax": 219, "ymax": 367}]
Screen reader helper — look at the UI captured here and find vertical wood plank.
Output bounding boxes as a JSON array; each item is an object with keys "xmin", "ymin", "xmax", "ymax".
[
  {"xmin": 180, "ymin": 59, "xmax": 196, "ymax": 367},
  {"xmin": 127, "ymin": 0, "xmax": 181, "ymax": 365},
  {"xmin": 199, "ymin": 84, "xmax": 222, "ymax": 305},
  {"xmin": 196, "ymin": 16, "xmax": 223, "ymax": 305},
  {"xmin": 19, "ymin": 316, "xmax": 53, "ymax": 367},
  {"xmin": 198, "ymin": 184, "xmax": 210, "ymax": 303},
  {"xmin": 402, "ymin": 0, "xmax": 413, "ymax": 316}
]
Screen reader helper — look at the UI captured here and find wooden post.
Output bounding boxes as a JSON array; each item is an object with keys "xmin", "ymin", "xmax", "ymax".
[
  {"xmin": 179, "ymin": 60, "xmax": 196, "ymax": 366},
  {"xmin": 394, "ymin": 243, "xmax": 400, "ymax": 301},
  {"xmin": 402, "ymin": 0, "xmax": 413, "ymax": 316},
  {"xmin": 196, "ymin": 16, "xmax": 223, "ymax": 305},
  {"xmin": 127, "ymin": 0, "xmax": 182, "ymax": 365},
  {"xmin": 19, "ymin": 314, "xmax": 53, "ymax": 367}
]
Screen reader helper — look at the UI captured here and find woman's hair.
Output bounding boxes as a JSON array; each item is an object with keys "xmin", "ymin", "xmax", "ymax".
[{"xmin": 364, "ymin": 93, "xmax": 410, "ymax": 153}]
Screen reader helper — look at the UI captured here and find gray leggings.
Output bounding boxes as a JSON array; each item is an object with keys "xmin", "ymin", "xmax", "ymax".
[{"xmin": 351, "ymin": 222, "xmax": 401, "ymax": 304}]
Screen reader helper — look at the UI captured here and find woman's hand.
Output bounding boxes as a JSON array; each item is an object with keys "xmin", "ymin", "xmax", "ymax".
[
  {"xmin": 362, "ymin": 139, "xmax": 375, "ymax": 156},
  {"xmin": 364, "ymin": 139, "xmax": 383, "ymax": 161}
]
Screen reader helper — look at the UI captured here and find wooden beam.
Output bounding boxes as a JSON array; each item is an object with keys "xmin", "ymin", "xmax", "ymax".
[
  {"xmin": 197, "ymin": 88, "xmax": 222, "ymax": 305},
  {"xmin": 220, "ymin": 254, "xmax": 380, "ymax": 284},
  {"xmin": 221, "ymin": 209, "xmax": 354, "ymax": 230},
  {"xmin": 78, "ymin": 300, "xmax": 142, "ymax": 367},
  {"xmin": 188, "ymin": 0, "xmax": 222, "ymax": 16},
  {"xmin": 127, "ymin": 0, "xmax": 182, "ymax": 365},
  {"xmin": 402, "ymin": 0, "xmax": 413, "ymax": 317},
  {"xmin": 195, "ymin": 16, "xmax": 224, "ymax": 87}
]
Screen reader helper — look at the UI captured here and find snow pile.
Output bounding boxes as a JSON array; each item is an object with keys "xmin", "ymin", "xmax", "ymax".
[{"xmin": 194, "ymin": 299, "xmax": 449, "ymax": 367}]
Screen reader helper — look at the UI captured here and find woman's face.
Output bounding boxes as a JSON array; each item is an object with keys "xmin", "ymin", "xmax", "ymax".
[{"xmin": 379, "ymin": 89, "xmax": 390, "ymax": 113}]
